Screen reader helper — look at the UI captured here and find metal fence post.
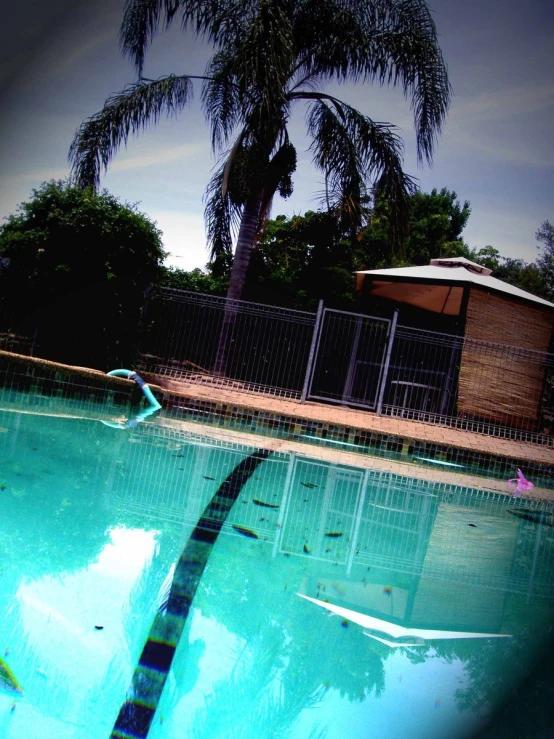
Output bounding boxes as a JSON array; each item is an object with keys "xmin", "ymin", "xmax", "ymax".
[
  {"xmin": 300, "ymin": 300, "xmax": 324, "ymax": 403},
  {"xmin": 376, "ymin": 309, "xmax": 398, "ymax": 416},
  {"xmin": 342, "ymin": 316, "xmax": 364, "ymax": 404}
]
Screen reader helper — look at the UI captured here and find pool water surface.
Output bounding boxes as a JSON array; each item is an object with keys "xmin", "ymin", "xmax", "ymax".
[{"xmin": 0, "ymin": 402, "xmax": 553, "ymax": 738}]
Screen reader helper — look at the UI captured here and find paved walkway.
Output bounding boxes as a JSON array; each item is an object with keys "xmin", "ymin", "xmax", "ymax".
[{"xmin": 143, "ymin": 374, "xmax": 554, "ymax": 467}]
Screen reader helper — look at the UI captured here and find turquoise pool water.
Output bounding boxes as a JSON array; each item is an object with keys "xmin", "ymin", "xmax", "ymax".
[{"xmin": 0, "ymin": 402, "xmax": 553, "ymax": 738}]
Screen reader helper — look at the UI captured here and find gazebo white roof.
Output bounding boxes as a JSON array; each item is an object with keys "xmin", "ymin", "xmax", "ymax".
[{"xmin": 356, "ymin": 257, "xmax": 554, "ymax": 312}]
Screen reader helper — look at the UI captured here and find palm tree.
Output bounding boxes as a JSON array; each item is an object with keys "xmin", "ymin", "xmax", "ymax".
[{"xmin": 69, "ymin": 0, "xmax": 450, "ymax": 373}]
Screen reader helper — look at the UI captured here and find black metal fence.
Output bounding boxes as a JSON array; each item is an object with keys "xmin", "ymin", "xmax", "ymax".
[
  {"xmin": 139, "ymin": 287, "xmax": 317, "ymax": 398},
  {"xmin": 137, "ymin": 288, "xmax": 554, "ymax": 444},
  {"xmin": 3, "ymin": 282, "xmax": 552, "ymax": 444}
]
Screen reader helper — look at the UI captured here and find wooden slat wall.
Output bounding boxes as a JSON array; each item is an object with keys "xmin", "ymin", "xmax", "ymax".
[{"xmin": 458, "ymin": 289, "xmax": 554, "ymax": 428}]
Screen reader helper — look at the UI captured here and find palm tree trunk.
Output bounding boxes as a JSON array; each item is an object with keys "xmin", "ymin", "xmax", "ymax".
[{"xmin": 213, "ymin": 193, "xmax": 262, "ymax": 377}]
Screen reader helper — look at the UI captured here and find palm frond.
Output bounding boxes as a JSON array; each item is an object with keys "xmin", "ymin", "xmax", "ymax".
[
  {"xmin": 291, "ymin": 0, "xmax": 450, "ymax": 165},
  {"xmin": 120, "ymin": 0, "xmax": 258, "ymax": 76},
  {"xmin": 201, "ymin": 49, "xmax": 244, "ymax": 151},
  {"xmin": 362, "ymin": 0, "xmax": 451, "ymax": 164},
  {"xmin": 69, "ymin": 75, "xmax": 192, "ymax": 189},
  {"xmin": 120, "ymin": 0, "xmax": 179, "ymax": 77},
  {"xmin": 303, "ymin": 94, "xmax": 416, "ymax": 249},
  {"xmin": 203, "ymin": 161, "xmax": 242, "ymax": 259}
]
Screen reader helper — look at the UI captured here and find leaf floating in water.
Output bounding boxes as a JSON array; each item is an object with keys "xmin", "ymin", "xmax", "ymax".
[
  {"xmin": 203, "ymin": 476, "xmax": 215, "ymax": 481},
  {"xmin": 252, "ymin": 499, "xmax": 279, "ymax": 509},
  {"xmin": 94, "ymin": 625, "xmax": 104, "ymax": 630},
  {"xmin": 300, "ymin": 482, "xmax": 317, "ymax": 489},
  {"xmin": 0, "ymin": 657, "xmax": 23, "ymax": 695},
  {"xmin": 324, "ymin": 532, "xmax": 343, "ymax": 538},
  {"xmin": 303, "ymin": 543, "xmax": 311, "ymax": 554},
  {"xmin": 232, "ymin": 525, "xmax": 259, "ymax": 539},
  {"xmin": 467, "ymin": 524, "xmax": 477, "ymax": 528}
]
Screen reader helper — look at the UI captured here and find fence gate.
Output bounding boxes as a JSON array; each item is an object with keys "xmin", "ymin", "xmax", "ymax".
[{"xmin": 305, "ymin": 308, "xmax": 394, "ymax": 410}]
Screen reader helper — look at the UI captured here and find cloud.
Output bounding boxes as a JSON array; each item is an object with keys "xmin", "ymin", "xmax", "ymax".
[
  {"xmin": 436, "ymin": 83, "xmax": 554, "ymax": 168},
  {"xmin": 451, "ymin": 82, "xmax": 554, "ymax": 123},
  {"xmin": 110, "ymin": 143, "xmax": 206, "ymax": 173}
]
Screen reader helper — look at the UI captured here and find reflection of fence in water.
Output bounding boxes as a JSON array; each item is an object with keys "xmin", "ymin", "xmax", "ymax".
[{"xmin": 107, "ymin": 427, "xmax": 554, "ymax": 599}]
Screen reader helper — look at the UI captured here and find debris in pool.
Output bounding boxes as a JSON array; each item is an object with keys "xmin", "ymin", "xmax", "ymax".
[
  {"xmin": 507, "ymin": 469, "xmax": 534, "ymax": 498},
  {"xmin": 303, "ymin": 543, "xmax": 311, "ymax": 554},
  {"xmin": 203, "ymin": 476, "xmax": 215, "ymax": 480},
  {"xmin": 324, "ymin": 532, "xmax": 343, "ymax": 538},
  {"xmin": 341, "ymin": 620, "xmax": 349, "ymax": 628},
  {"xmin": 300, "ymin": 482, "xmax": 317, "ymax": 489},
  {"xmin": 467, "ymin": 524, "xmax": 477, "ymax": 528},
  {"xmin": 252, "ymin": 499, "xmax": 279, "ymax": 508},
  {"xmin": 383, "ymin": 587, "xmax": 392, "ymax": 596},
  {"xmin": 325, "ymin": 548, "xmax": 331, "ymax": 553},
  {"xmin": 232, "ymin": 525, "xmax": 259, "ymax": 539},
  {"xmin": 10, "ymin": 702, "xmax": 16, "ymax": 712},
  {"xmin": 0, "ymin": 485, "xmax": 5, "ymax": 491},
  {"xmin": 95, "ymin": 625, "xmax": 104, "ymax": 630},
  {"xmin": 0, "ymin": 658, "xmax": 23, "ymax": 695}
]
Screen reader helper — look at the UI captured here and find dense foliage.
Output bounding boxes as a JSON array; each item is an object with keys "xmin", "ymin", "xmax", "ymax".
[
  {"xmin": 158, "ymin": 191, "xmax": 553, "ymax": 312},
  {"xmin": 0, "ymin": 180, "xmax": 165, "ymax": 368}
]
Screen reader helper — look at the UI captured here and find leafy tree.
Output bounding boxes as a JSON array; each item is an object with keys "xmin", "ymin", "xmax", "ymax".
[
  {"xmin": 360, "ymin": 187, "xmax": 471, "ymax": 268},
  {"xmin": 0, "ymin": 180, "xmax": 165, "ymax": 368},
  {"xmin": 69, "ymin": 0, "xmax": 451, "ymax": 314},
  {"xmin": 159, "ymin": 266, "xmax": 228, "ymax": 296},
  {"xmin": 245, "ymin": 210, "xmax": 360, "ymax": 309},
  {"xmin": 492, "ymin": 258, "xmax": 550, "ymax": 301}
]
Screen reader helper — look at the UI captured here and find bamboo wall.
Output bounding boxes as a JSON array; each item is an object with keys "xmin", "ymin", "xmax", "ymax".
[{"xmin": 458, "ymin": 289, "xmax": 554, "ymax": 429}]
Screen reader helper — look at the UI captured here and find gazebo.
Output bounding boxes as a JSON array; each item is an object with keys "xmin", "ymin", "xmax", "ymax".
[{"xmin": 356, "ymin": 257, "xmax": 554, "ymax": 430}]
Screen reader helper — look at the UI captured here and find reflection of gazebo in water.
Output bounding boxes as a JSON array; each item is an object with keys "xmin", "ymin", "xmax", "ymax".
[{"xmin": 356, "ymin": 257, "xmax": 554, "ymax": 431}]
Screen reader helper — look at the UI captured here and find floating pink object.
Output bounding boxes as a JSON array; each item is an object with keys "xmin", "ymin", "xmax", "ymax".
[{"xmin": 507, "ymin": 469, "xmax": 534, "ymax": 498}]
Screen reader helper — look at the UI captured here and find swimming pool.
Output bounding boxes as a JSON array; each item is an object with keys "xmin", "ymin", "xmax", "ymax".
[{"xmin": 1, "ymin": 393, "xmax": 553, "ymax": 738}]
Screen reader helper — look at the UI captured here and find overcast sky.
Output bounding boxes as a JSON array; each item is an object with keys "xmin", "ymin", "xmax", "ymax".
[{"xmin": 1, "ymin": 0, "xmax": 553, "ymax": 271}]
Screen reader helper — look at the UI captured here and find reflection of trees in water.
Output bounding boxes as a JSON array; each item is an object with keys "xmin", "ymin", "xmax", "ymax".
[
  {"xmin": 0, "ymin": 413, "xmax": 115, "ymax": 578},
  {"xmin": 420, "ymin": 592, "xmax": 554, "ymax": 729},
  {"xmin": 186, "ymin": 536, "xmax": 387, "ymax": 737}
]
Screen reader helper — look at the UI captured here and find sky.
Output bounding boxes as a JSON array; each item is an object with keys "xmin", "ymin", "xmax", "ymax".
[{"xmin": 0, "ymin": 0, "xmax": 553, "ymax": 272}]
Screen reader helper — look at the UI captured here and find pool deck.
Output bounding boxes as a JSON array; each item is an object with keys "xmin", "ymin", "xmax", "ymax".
[
  {"xmin": 143, "ymin": 373, "xmax": 554, "ymax": 466},
  {"xmin": 140, "ymin": 373, "xmax": 554, "ymax": 502},
  {"xmin": 1, "ymin": 348, "xmax": 551, "ymax": 500}
]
